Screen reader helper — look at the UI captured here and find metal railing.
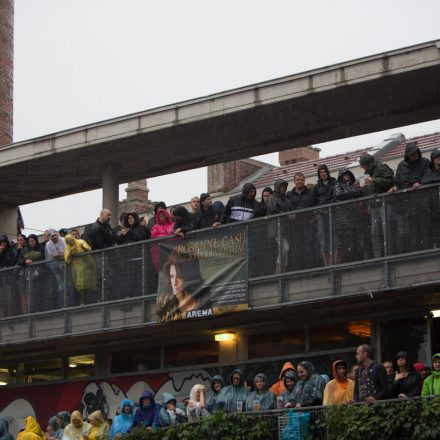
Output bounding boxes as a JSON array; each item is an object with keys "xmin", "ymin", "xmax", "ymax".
[{"xmin": 1, "ymin": 183, "xmax": 440, "ymax": 320}]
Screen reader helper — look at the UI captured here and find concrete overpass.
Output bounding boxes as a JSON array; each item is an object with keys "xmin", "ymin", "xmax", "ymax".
[{"xmin": 1, "ymin": 39, "xmax": 440, "ymax": 228}]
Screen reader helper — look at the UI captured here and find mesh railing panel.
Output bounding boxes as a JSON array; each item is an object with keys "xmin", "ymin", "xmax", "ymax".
[{"xmin": 1, "ymin": 184, "xmax": 440, "ymax": 318}]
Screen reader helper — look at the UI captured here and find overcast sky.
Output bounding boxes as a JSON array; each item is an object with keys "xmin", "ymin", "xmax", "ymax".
[{"xmin": 13, "ymin": 0, "xmax": 440, "ymax": 234}]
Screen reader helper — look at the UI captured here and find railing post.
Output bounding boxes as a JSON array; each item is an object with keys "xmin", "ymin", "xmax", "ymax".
[
  {"xmin": 382, "ymin": 196, "xmax": 388, "ymax": 257},
  {"xmin": 63, "ymin": 262, "xmax": 67, "ymax": 308},
  {"xmin": 101, "ymin": 251, "xmax": 105, "ymax": 303},
  {"xmin": 277, "ymin": 216, "xmax": 282, "ymax": 273},
  {"xmin": 26, "ymin": 267, "xmax": 32, "ymax": 314},
  {"xmin": 141, "ymin": 244, "xmax": 146, "ymax": 296},
  {"xmin": 329, "ymin": 206, "xmax": 334, "ymax": 265}
]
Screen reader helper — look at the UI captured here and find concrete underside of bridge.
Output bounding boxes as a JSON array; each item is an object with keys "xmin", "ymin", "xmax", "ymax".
[{"xmin": 0, "ymin": 40, "xmax": 440, "ymax": 207}]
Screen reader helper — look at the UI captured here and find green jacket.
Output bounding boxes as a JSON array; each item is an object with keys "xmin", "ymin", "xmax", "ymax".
[
  {"xmin": 364, "ymin": 161, "xmax": 394, "ymax": 195},
  {"xmin": 421, "ymin": 354, "xmax": 440, "ymax": 397}
]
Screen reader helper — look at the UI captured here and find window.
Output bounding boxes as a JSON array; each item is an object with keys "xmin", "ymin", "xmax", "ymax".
[
  {"xmin": 0, "ymin": 364, "xmax": 17, "ymax": 386},
  {"xmin": 380, "ymin": 317, "xmax": 429, "ymax": 364},
  {"xmin": 23, "ymin": 358, "xmax": 62, "ymax": 383},
  {"xmin": 67, "ymin": 354, "xmax": 95, "ymax": 379},
  {"xmin": 309, "ymin": 320, "xmax": 371, "ymax": 351},
  {"xmin": 164, "ymin": 341, "xmax": 218, "ymax": 368},
  {"xmin": 248, "ymin": 329, "xmax": 305, "ymax": 359},
  {"xmin": 111, "ymin": 348, "xmax": 161, "ymax": 374}
]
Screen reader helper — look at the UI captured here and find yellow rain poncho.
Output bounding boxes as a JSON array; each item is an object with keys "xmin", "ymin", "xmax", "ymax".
[
  {"xmin": 88, "ymin": 411, "xmax": 109, "ymax": 440},
  {"xmin": 17, "ymin": 416, "xmax": 44, "ymax": 440},
  {"xmin": 64, "ymin": 234, "xmax": 96, "ymax": 292},
  {"xmin": 63, "ymin": 411, "xmax": 91, "ymax": 440}
]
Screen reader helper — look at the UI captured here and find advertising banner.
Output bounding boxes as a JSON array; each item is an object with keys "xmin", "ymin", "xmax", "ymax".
[{"xmin": 155, "ymin": 225, "xmax": 248, "ymax": 322}]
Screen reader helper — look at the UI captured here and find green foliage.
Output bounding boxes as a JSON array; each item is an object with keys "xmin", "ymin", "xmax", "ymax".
[
  {"xmin": 123, "ymin": 411, "xmax": 272, "ymax": 440},
  {"xmin": 308, "ymin": 398, "xmax": 440, "ymax": 440}
]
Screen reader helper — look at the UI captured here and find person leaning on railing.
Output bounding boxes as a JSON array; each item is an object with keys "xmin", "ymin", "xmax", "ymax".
[
  {"xmin": 421, "ymin": 353, "xmax": 440, "ymax": 397},
  {"xmin": 323, "ymin": 360, "xmax": 355, "ymax": 405},
  {"xmin": 0, "ymin": 235, "xmax": 17, "ymax": 318}
]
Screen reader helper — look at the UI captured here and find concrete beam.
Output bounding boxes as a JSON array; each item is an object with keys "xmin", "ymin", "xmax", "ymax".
[
  {"xmin": 1, "ymin": 40, "xmax": 440, "ymax": 206},
  {"xmin": 102, "ymin": 164, "xmax": 119, "ymax": 228}
]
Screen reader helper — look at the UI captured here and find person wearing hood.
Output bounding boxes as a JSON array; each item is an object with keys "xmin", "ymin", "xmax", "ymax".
[
  {"xmin": 390, "ymin": 351, "xmax": 420, "ymax": 398},
  {"xmin": 147, "ymin": 202, "xmax": 167, "ymax": 230},
  {"xmin": 130, "ymin": 391, "xmax": 161, "ymax": 430},
  {"xmin": 323, "ymin": 360, "xmax": 354, "ymax": 405},
  {"xmin": 64, "ymin": 234, "xmax": 96, "ymax": 305},
  {"xmin": 312, "ymin": 165, "xmax": 337, "ymax": 267},
  {"xmin": 215, "ymin": 369, "xmax": 249, "ymax": 412},
  {"xmin": 287, "ymin": 173, "xmax": 316, "ymax": 271},
  {"xmin": 109, "ymin": 399, "xmax": 135, "ymax": 438},
  {"xmin": 193, "ymin": 193, "xmax": 221, "ymax": 230},
  {"xmin": 84, "ymin": 411, "xmax": 108, "ymax": 440},
  {"xmin": 55, "ymin": 412, "xmax": 71, "ymax": 439},
  {"xmin": 63, "ymin": 411, "xmax": 91, "ymax": 440},
  {"xmin": 150, "ymin": 208, "xmax": 175, "ymax": 281},
  {"xmin": 17, "ymin": 416, "xmax": 45, "ymax": 440},
  {"xmin": 117, "ymin": 212, "xmax": 150, "ymax": 244},
  {"xmin": 159, "ymin": 393, "xmax": 187, "ymax": 427},
  {"xmin": 270, "ymin": 361, "xmax": 296, "ymax": 396},
  {"xmin": 268, "ymin": 180, "xmax": 293, "ymax": 215},
  {"xmin": 245, "ymin": 373, "xmax": 276, "ymax": 411},
  {"xmin": 187, "ymin": 385, "xmax": 210, "ymax": 422},
  {"xmin": 389, "ymin": 142, "xmax": 431, "ymax": 254},
  {"xmin": 222, "ymin": 183, "xmax": 259, "ymax": 223},
  {"xmin": 0, "ymin": 235, "xmax": 17, "ymax": 318},
  {"xmin": 421, "ymin": 353, "xmax": 440, "ymax": 397},
  {"xmin": 206, "ymin": 375, "xmax": 225, "ymax": 413},
  {"xmin": 173, "ymin": 206, "xmax": 195, "ymax": 236},
  {"xmin": 359, "ymin": 153, "xmax": 394, "ymax": 258},
  {"xmin": 281, "ymin": 370, "xmax": 299, "ymax": 408},
  {"xmin": 332, "ymin": 169, "xmax": 363, "ymax": 264},
  {"xmin": 46, "ymin": 417, "xmax": 59, "ymax": 440},
  {"xmin": 0, "ymin": 419, "xmax": 14, "ymax": 440},
  {"xmin": 292, "ymin": 361, "xmax": 325, "ymax": 407}
]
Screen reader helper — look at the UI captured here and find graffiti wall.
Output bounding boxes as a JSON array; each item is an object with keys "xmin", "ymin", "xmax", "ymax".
[{"xmin": 0, "ymin": 354, "xmax": 343, "ymax": 437}]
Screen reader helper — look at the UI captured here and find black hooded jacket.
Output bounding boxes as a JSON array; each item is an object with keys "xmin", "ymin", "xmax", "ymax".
[
  {"xmin": 268, "ymin": 180, "xmax": 293, "ymax": 214},
  {"xmin": 390, "ymin": 370, "xmax": 420, "ymax": 398},
  {"xmin": 312, "ymin": 164, "xmax": 337, "ymax": 206},
  {"xmin": 0, "ymin": 236, "xmax": 17, "ymax": 269},
  {"xmin": 288, "ymin": 186, "xmax": 314, "ymax": 210},
  {"xmin": 117, "ymin": 212, "xmax": 150, "ymax": 244},
  {"xmin": 395, "ymin": 142, "xmax": 431, "ymax": 189},
  {"xmin": 333, "ymin": 169, "xmax": 363, "ymax": 202},
  {"xmin": 222, "ymin": 183, "xmax": 259, "ymax": 223},
  {"xmin": 193, "ymin": 204, "xmax": 220, "ymax": 229},
  {"xmin": 173, "ymin": 206, "xmax": 195, "ymax": 233},
  {"xmin": 421, "ymin": 149, "xmax": 440, "ymax": 184}
]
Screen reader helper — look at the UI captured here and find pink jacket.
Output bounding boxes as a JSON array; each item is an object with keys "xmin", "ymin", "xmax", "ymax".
[{"xmin": 151, "ymin": 209, "xmax": 174, "ymax": 238}]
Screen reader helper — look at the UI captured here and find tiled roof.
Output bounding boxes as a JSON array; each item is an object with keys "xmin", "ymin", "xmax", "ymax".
[{"xmin": 254, "ymin": 132, "xmax": 440, "ymax": 187}]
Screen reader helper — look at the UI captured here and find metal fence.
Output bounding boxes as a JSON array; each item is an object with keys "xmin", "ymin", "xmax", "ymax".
[{"xmin": 1, "ymin": 183, "xmax": 440, "ymax": 319}]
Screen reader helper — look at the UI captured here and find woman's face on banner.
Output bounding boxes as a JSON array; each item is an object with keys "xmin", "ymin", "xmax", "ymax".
[{"xmin": 170, "ymin": 264, "xmax": 184, "ymax": 297}]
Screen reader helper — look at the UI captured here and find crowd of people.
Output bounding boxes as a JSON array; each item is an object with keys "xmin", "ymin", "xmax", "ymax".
[
  {"xmin": 3, "ymin": 346, "xmax": 439, "ymax": 439},
  {"xmin": 0, "ymin": 142, "xmax": 440, "ymax": 314}
]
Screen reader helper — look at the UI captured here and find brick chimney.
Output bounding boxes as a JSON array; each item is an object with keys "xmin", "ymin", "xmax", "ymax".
[
  {"xmin": 279, "ymin": 146, "xmax": 320, "ymax": 166},
  {"xmin": 208, "ymin": 159, "xmax": 266, "ymax": 194},
  {"xmin": 119, "ymin": 179, "xmax": 154, "ymax": 217},
  {"xmin": 0, "ymin": 0, "xmax": 13, "ymax": 147}
]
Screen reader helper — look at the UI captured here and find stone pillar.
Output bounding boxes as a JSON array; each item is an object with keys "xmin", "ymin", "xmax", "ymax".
[
  {"xmin": 0, "ymin": 205, "xmax": 18, "ymax": 237},
  {"xmin": 102, "ymin": 165, "xmax": 119, "ymax": 228},
  {"xmin": 0, "ymin": 0, "xmax": 14, "ymax": 147}
]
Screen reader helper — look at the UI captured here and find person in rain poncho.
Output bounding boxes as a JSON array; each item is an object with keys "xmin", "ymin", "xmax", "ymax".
[
  {"xmin": 63, "ymin": 411, "xmax": 91, "ymax": 440},
  {"xmin": 205, "ymin": 375, "xmax": 225, "ymax": 413},
  {"xmin": 55, "ymin": 413, "xmax": 71, "ymax": 440},
  {"xmin": 0, "ymin": 419, "xmax": 13, "ymax": 440},
  {"xmin": 84, "ymin": 411, "xmax": 108, "ymax": 440},
  {"xmin": 130, "ymin": 391, "xmax": 161, "ymax": 430},
  {"xmin": 109, "ymin": 399, "xmax": 135, "ymax": 438},
  {"xmin": 422, "ymin": 353, "xmax": 440, "ymax": 397},
  {"xmin": 64, "ymin": 234, "xmax": 96, "ymax": 305},
  {"xmin": 270, "ymin": 362, "xmax": 296, "ymax": 396},
  {"xmin": 292, "ymin": 361, "xmax": 325, "ymax": 407},
  {"xmin": 17, "ymin": 417, "xmax": 45, "ymax": 440},
  {"xmin": 281, "ymin": 370, "xmax": 299, "ymax": 408},
  {"xmin": 215, "ymin": 369, "xmax": 249, "ymax": 412},
  {"xmin": 245, "ymin": 373, "xmax": 276, "ymax": 411},
  {"xmin": 159, "ymin": 393, "xmax": 187, "ymax": 427},
  {"xmin": 323, "ymin": 360, "xmax": 355, "ymax": 405},
  {"xmin": 187, "ymin": 385, "xmax": 210, "ymax": 422}
]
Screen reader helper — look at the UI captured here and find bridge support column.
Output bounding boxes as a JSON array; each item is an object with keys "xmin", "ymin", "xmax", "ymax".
[
  {"xmin": 102, "ymin": 165, "xmax": 119, "ymax": 228},
  {"xmin": 0, "ymin": 205, "xmax": 18, "ymax": 237}
]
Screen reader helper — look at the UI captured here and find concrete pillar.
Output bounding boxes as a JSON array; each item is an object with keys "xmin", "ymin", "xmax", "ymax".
[
  {"xmin": 102, "ymin": 165, "xmax": 119, "ymax": 228},
  {"xmin": 218, "ymin": 333, "xmax": 246, "ymax": 364},
  {"xmin": 0, "ymin": 205, "xmax": 18, "ymax": 237}
]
